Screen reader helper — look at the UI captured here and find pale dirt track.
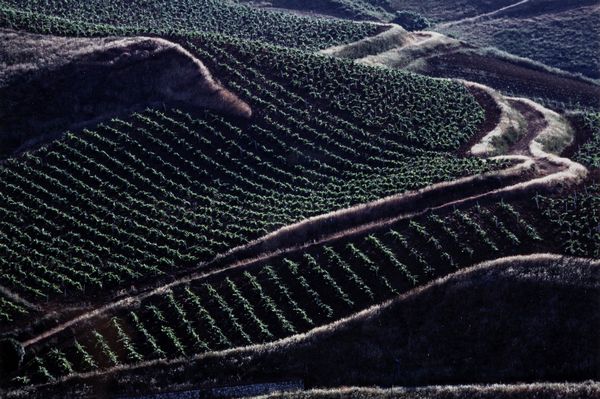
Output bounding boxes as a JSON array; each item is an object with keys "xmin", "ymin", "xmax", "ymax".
[{"xmin": 436, "ymin": 0, "xmax": 531, "ymax": 29}]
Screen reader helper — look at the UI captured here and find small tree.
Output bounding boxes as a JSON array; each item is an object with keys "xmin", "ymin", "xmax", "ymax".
[{"xmin": 392, "ymin": 11, "xmax": 431, "ymax": 31}]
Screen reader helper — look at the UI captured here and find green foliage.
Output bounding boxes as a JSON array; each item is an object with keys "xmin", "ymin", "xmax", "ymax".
[
  {"xmin": 392, "ymin": 10, "xmax": 430, "ymax": 31},
  {"xmin": 47, "ymin": 349, "xmax": 73, "ymax": 376},
  {"xmin": 92, "ymin": 330, "xmax": 119, "ymax": 366},
  {"xmin": 261, "ymin": 266, "xmax": 314, "ymax": 327},
  {"xmin": 129, "ymin": 312, "xmax": 166, "ymax": 359},
  {"xmin": 31, "ymin": 357, "xmax": 53, "ymax": 382},
  {"xmin": 72, "ymin": 340, "xmax": 97, "ymax": 371},
  {"xmin": 164, "ymin": 293, "xmax": 210, "ymax": 353},
  {"xmin": 323, "ymin": 246, "xmax": 374, "ymax": 301},
  {"xmin": 111, "ymin": 318, "xmax": 143, "ymax": 363},
  {"xmin": 573, "ymin": 113, "xmax": 600, "ymax": 169},
  {"xmin": 244, "ymin": 271, "xmax": 297, "ymax": 335},
  {"xmin": 203, "ymin": 35, "xmax": 485, "ymax": 151},
  {"xmin": 427, "ymin": 214, "xmax": 474, "ymax": 258},
  {"xmin": 0, "ymin": 297, "xmax": 28, "ymax": 323},
  {"xmin": 453, "ymin": 209, "xmax": 498, "ymax": 252},
  {"xmin": 497, "ymin": 201, "xmax": 542, "ymax": 242},
  {"xmin": 183, "ymin": 287, "xmax": 232, "ymax": 348},
  {"xmin": 284, "ymin": 259, "xmax": 334, "ymax": 319},
  {"xmin": 365, "ymin": 235, "xmax": 417, "ymax": 285},
  {"xmin": 0, "ymin": 31, "xmax": 500, "ymax": 305},
  {"xmin": 537, "ymin": 185, "xmax": 600, "ymax": 258},
  {"xmin": 304, "ymin": 254, "xmax": 354, "ymax": 308},
  {"xmin": 0, "ymin": 0, "xmax": 381, "ymax": 50},
  {"xmin": 225, "ymin": 278, "xmax": 274, "ymax": 341},
  {"xmin": 246, "ymin": 0, "xmax": 393, "ymax": 21},
  {"xmin": 18, "ymin": 198, "xmax": 568, "ymax": 380},
  {"xmin": 203, "ymin": 283, "xmax": 253, "ymax": 345}
]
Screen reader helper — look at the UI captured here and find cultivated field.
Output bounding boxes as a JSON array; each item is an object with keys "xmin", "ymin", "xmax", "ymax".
[{"xmin": 0, "ymin": 1, "xmax": 598, "ymax": 398}]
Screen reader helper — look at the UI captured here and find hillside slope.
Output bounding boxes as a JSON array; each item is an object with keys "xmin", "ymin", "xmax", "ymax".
[
  {"xmin": 0, "ymin": 30, "xmax": 251, "ymax": 158},
  {"xmin": 321, "ymin": 24, "xmax": 600, "ymax": 109},
  {"xmin": 439, "ymin": 2, "xmax": 600, "ymax": 79},
  {"xmin": 1, "ymin": 2, "xmax": 597, "ymax": 398},
  {"xmin": 9, "ymin": 255, "xmax": 598, "ymax": 398},
  {"xmin": 0, "ymin": 0, "xmax": 382, "ymax": 50},
  {"xmin": 255, "ymin": 383, "xmax": 600, "ymax": 399},
  {"xmin": 0, "ymin": 26, "xmax": 500, "ymax": 312}
]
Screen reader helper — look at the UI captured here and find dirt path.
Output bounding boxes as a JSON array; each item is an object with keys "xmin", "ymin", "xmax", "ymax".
[
  {"xmin": 436, "ymin": 0, "xmax": 531, "ymax": 29},
  {"xmin": 508, "ymin": 99, "xmax": 548, "ymax": 155},
  {"xmin": 21, "ymin": 157, "xmax": 534, "ymax": 347},
  {"xmin": 14, "ymin": 31, "xmax": 589, "ymax": 359},
  {"xmin": 14, "ymin": 254, "xmax": 598, "ymax": 397}
]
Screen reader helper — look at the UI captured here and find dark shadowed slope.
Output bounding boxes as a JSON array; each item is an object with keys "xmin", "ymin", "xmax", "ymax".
[{"xmin": 0, "ymin": 29, "xmax": 251, "ymax": 158}]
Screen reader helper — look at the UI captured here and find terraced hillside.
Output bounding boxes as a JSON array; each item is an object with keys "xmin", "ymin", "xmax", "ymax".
[
  {"xmin": 239, "ymin": 0, "xmax": 393, "ymax": 21},
  {"xmin": 11, "ymin": 190, "xmax": 597, "ymax": 386},
  {"xmin": 0, "ymin": 28, "xmax": 508, "ymax": 315},
  {"xmin": 438, "ymin": 1, "xmax": 600, "ymax": 79},
  {"xmin": 320, "ymin": 24, "xmax": 600, "ymax": 110},
  {"xmin": 0, "ymin": 1, "xmax": 598, "ymax": 398}
]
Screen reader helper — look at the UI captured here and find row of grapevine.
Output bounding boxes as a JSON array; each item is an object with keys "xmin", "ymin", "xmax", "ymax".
[
  {"xmin": 188, "ymin": 33, "xmax": 485, "ymax": 152},
  {"xmin": 15, "ymin": 200, "xmax": 549, "ymax": 385},
  {"xmin": 571, "ymin": 112, "xmax": 600, "ymax": 169},
  {"xmin": 0, "ymin": 295, "xmax": 29, "ymax": 324},
  {"xmin": 536, "ymin": 185, "xmax": 600, "ymax": 258}
]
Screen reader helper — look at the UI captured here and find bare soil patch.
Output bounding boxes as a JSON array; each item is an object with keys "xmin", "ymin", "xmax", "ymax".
[{"xmin": 507, "ymin": 100, "xmax": 548, "ymax": 155}]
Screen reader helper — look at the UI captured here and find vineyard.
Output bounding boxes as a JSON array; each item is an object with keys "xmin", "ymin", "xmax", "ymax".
[
  {"xmin": 0, "ymin": 1, "xmax": 598, "ymax": 398},
  {"xmin": 0, "ymin": 0, "xmax": 383, "ymax": 49},
  {"xmin": 571, "ymin": 113, "xmax": 600, "ymax": 169},
  {"xmin": 10, "ymin": 184, "xmax": 598, "ymax": 386},
  {"xmin": 6, "ymin": 199, "xmax": 563, "ymax": 384},
  {"xmin": 237, "ymin": 0, "xmax": 393, "ymax": 21},
  {"xmin": 0, "ymin": 30, "xmax": 503, "ymax": 309}
]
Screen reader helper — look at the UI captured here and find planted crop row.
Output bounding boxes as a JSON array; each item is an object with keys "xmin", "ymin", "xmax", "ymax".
[
  {"xmin": 0, "ymin": 295, "xmax": 29, "ymax": 324},
  {"xmin": 536, "ymin": 185, "xmax": 600, "ymax": 258},
  {"xmin": 15, "ymin": 201, "xmax": 546, "ymax": 385},
  {"xmin": 572, "ymin": 112, "xmax": 600, "ymax": 169},
  {"xmin": 189, "ymin": 34, "xmax": 485, "ymax": 152}
]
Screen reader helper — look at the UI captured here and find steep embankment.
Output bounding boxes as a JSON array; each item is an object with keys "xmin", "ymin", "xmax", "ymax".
[
  {"xmin": 0, "ymin": 29, "xmax": 251, "ymax": 158},
  {"xmin": 10, "ymin": 255, "xmax": 598, "ymax": 398}
]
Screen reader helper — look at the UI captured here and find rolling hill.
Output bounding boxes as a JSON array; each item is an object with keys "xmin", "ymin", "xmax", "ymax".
[
  {"xmin": 8, "ymin": 255, "xmax": 598, "ymax": 398},
  {"xmin": 0, "ymin": 0, "xmax": 598, "ymax": 398}
]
